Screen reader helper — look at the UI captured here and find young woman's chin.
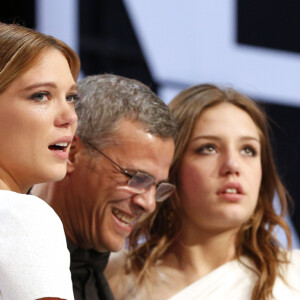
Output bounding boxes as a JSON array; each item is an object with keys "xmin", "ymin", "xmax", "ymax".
[
  {"xmin": 32, "ymin": 162, "xmax": 68, "ymax": 186},
  {"xmin": 49, "ymin": 164, "xmax": 68, "ymax": 182}
]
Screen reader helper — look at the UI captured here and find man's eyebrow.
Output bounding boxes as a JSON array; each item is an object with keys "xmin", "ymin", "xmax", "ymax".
[
  {"xmin": 126, "ymin": 168, "xmax": 154, "ymax": 178},
  {"xmin": 125, "ymin": 168, "xmax": 163, "ymax": 181}
]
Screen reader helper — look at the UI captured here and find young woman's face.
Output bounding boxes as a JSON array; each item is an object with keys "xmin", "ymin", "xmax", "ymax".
[
  {"xmin": 0, "ymin": 49, "xmax": 78, "ymax": 192},
  {"xmin": 178, "ymin": 103, "xmax": 262, "ymax": 234}
]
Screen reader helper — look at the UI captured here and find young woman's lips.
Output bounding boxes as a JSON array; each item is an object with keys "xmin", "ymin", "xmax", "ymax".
[
  {"xmin": 49, "ymin": 147, "xmax": 69, "ymax": 160},
  {"xmin": 49, "ymin": 136, "xmax": 73, "ymax": 160},
  {"xmin": 217, "ymin": 183, "xmax": 244, "ymax": 202}
]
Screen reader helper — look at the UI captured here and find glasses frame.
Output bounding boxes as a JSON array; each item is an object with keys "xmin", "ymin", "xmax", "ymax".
[
  {"xmin": 86, "ymin": 141, "xmax": 175, "ymax": 202},
  {"xmin": 87, "ymin": 142, "xmax": 134, "ymax": 180}
]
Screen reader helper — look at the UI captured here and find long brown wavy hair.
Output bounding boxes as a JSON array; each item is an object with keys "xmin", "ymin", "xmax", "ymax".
[{"xmin": 126, "ymin": 84, "xmax": 292, "ymax": 300}]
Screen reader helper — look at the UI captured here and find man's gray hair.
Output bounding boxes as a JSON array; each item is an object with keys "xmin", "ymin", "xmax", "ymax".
[{"xmin": 75, "ymin": 74, "xmax": 177, "ymax": 149}]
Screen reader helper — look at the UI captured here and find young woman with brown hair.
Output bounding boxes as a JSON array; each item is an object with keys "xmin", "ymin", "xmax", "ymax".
[{"xmin": 106, "ymin": 84, "xmax": 300, "ymax": 300}]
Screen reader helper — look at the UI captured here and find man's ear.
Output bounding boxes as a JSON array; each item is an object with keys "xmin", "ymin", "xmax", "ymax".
[{"xmin": 67, "ymin": 135, "xmax": 85, "ymax": 174}]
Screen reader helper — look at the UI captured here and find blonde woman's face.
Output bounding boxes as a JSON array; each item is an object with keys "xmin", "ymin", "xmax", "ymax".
[
  {"xmin": 178, "ymin": 103, "xmax": 262, "ymax": 234},
  {"xmin": 0, "ymin": 49, "xmax": 78, "ymax": 192}
]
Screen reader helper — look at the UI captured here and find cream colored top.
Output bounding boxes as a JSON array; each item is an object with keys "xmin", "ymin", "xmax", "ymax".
[
  {"xmin": 169, "ymin": 250, "xmax": 300, "ymax": 300},
  {"xmin": 106, "ymin": 249, "xmax": 300, "ymax": 300}
]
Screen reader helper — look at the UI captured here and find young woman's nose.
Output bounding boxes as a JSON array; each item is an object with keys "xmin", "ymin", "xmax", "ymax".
[
  {"xmin": 219, "ymin": 152, "xmax": 240, "ymax": 177},
  {"xmin": 54, "ymin": 99, "xmax": 78, "ymax": 128}
]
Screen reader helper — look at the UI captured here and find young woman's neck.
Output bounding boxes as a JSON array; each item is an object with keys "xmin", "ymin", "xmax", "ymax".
[
  {"xmin": 168, "ymin": 225, "xmax": 238, "ymax": 278},
  {"xmin": 0, "ymin": 174, "xmax": 23, "ymax": 193}
]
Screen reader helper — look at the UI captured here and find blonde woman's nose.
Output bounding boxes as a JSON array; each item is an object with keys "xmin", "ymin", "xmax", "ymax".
[{"xmin": 54, "ymin": 100, "xmax": 78, "ymax": 128}]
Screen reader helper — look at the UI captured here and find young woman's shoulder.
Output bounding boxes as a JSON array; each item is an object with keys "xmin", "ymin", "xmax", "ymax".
[
  {"xmin": 105, "ymin": 250, "xmax": 142, "ymax": 300},
  {"xmin": 106, "ymin": 250, "xmax": 127, "ymax": 276},
  {"xmin": 0, "ymin": 190, "xmax": 73, "ymax": 300},
  {"xmin": 105, "ymin": 250, "xmax": 133, "ymax": 287},
  {"xmin": 288, "ymin": 249, "xmax": 300, "ymax": 272},
  {"xmin": 0, "ymin": 190, "xmax": 63, "ymax": 229},
  {"xmin": 272, "ymin": 249, "xmax": 300, "ymax": 299}
]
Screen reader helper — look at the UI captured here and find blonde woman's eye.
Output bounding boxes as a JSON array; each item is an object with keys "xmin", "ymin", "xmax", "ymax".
[
  {"xmin": 66, "ymin": 94, "xmax": 80, "ymax": 103},
  {"xmin": 30, "ymin": 92, "xmax": 49, "ymax": 102}
]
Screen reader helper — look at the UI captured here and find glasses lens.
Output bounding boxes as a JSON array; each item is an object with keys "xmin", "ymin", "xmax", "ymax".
[
  {"xmin": 128, "ymin": 172, "xmax": 155, "ymax": 190},
  {"xmin": 155, "ymin": 183, "xmax": 176, "ymax": 203}
]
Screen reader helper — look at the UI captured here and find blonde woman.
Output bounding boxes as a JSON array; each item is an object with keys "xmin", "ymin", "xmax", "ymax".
[{"xmin": 0, "ymin": 22, "xmax": 80, "ymax": 299}]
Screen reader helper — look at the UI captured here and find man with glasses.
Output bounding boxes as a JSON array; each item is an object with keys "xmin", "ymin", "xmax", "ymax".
[{"xmin": 31, "ymin": 74, "xmax": 177, "ymax": 300}]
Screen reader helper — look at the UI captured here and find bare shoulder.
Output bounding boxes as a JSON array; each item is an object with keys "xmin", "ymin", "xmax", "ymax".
[
  {"xmin": 105, "ymin": 250, "xmax": 128, "ymax": 279},
  {"xmin": 105, "ymin": 250, "xmax": 187, "ymax": 300},
  {"xmin": 105, "ymin": 250, "xmax": 139, "ymax": 300}
]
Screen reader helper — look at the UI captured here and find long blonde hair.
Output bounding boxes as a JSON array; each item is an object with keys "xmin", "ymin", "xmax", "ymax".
[
  {"xmin": 127, "ymin": 84, "xmax": 292, "ymax": 300},
  {"xmin": 0, "ymin": 22, "xmax": 80, "ymax": 94}
]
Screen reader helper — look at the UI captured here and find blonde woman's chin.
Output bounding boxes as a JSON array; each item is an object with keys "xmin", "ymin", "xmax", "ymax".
[{"xmin": 34, "ymin": 162, "xmax": 68, "ymax": 186}]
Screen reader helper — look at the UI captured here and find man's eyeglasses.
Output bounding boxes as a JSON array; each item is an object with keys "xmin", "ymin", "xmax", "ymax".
[{"xmin": 86, "ymin": 142, "xmax": 175, "ymax": 203}]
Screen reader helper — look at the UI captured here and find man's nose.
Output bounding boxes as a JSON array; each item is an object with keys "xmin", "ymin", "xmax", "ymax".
[{"xmin": 131, "ymin": 185, "xmax": 156, "ymax": 213}]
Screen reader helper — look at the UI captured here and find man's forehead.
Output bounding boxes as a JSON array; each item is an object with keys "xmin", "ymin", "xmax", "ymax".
[
  {"xmin": 109, "ymin": 120, "xmax": 155, "ymax": 146},
  {"xmin": 94, "ymin": 118, "xmax": 174, "ymax": 165},
  {"xmin": 113, "ymin": 118, "xmax": 147, "ymax": 136}
]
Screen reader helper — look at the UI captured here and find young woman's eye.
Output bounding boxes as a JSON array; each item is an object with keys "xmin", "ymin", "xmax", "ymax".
[
  {"xmin": 30, "ymin": 92, "xmax": 49, "ymax": 102},
  {"xmin": 195, "ymin": 144, "xmax": 216, "ymax": 155},
  {"xmin": 241, "ymin": 145, "xmax": 257, "ymax": 157},
  {"xmin": 66, "ymin": 94, "xmax": 80, "ymax": 103}
]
